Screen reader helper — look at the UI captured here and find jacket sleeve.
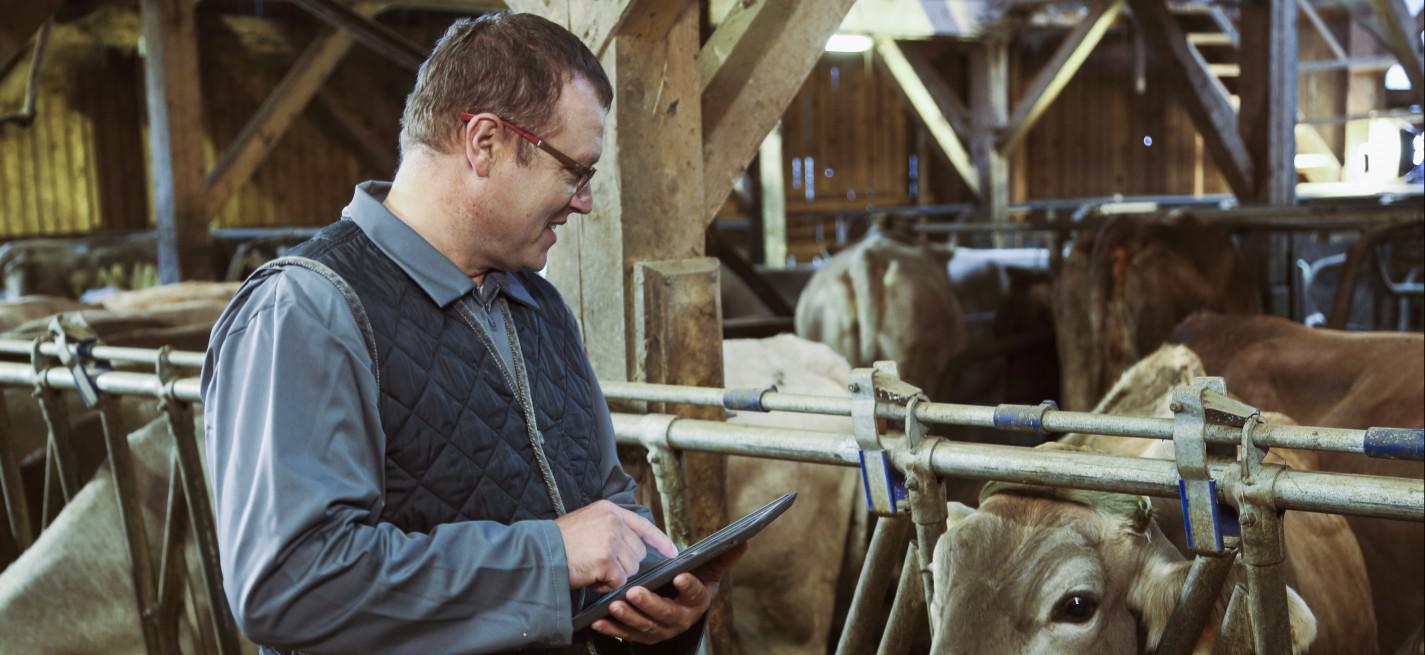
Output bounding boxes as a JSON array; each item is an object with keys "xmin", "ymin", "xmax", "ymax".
[{"xmin": 201, "ymin": 267, "xmax": 574, "ymax": 654}]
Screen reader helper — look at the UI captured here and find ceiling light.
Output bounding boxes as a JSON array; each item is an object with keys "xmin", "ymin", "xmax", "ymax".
[{"xmin": 825, "ymin": 34, "xmax": 873, "ymax": 53}]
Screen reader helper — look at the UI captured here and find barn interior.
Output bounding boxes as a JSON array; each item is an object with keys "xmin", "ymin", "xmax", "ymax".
[{"xmin": 0, "ymin": 0, "xmax": 1422, "ymax": 654}]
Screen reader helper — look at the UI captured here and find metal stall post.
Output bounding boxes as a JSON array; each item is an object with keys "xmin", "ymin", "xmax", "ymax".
[
  {"xmin": 1213, "ymin": 584, "xmax": 1255, "ymax": 655},
  {"xmin": 30, "ymin": 338, "xmax": 79, "ymax": 527},
  {"xmin": 635, "ymin": 413, "xmax": 694, "ymax": 550},
  {"xmin": 1229, "ymin": 415, "xmax": 1293, "ymax": 654},
  {"xmin": 877, "ymin": 543, "xmax": 930, "ymax": 655},
  {"xmin": 837, "ymin": 363, "xmax": 915, "ymax": 655},
  {"xmin": 155, "ymin": 347, "xmax": 243, "ymax": 655},
  {"xmin": 0, "ymin": 385, "xmax": 34, "ymax": 552},
  {"xmin": 1157, "ymin": 377, "xmax": 1258, "ymax": 654},
  {"xmin": 51, "ymin": 320, "xmax": 172, "ymax": 655}
]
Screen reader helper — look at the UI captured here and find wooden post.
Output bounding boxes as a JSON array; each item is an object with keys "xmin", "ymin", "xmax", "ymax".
[
  {"xmin": 971, "ymin": 40, "xmax": 1009, "ymax": 245},
  {"xmin": 1238, "ymin": 0, "xmax": 1297, "ymax": 315},
  {"xmin": 1238, "ymin": 0, "xmax": 1297, "ymax": 205},
  {"xmin": 141, "ymin": 0, "xmax": 211, "ymax": 282},
  {"xmin": 759, "ymin": 123, "xmax": 787, "ymax": 269},
  {"xmin": 1368, "ymin": 0, "xmax": 1424, "ymax": 92}
]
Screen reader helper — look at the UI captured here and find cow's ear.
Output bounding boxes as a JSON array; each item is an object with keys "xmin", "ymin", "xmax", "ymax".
[
  {"xmin": 1127, "ymin": 555, "xmax": 1193, "ymax": 651},
  {"xmin": 930, "ymin": 502, "xmax": 975, "ymax": 635},
  {"xmin": 1129, "ymin": 555, "xmax": 1319, "ymax": 654}
]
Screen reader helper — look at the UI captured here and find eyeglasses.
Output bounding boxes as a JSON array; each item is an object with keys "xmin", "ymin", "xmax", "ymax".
[{"xmin": 458, "ymin": 112, "xmax": 596, "ymax": 196}]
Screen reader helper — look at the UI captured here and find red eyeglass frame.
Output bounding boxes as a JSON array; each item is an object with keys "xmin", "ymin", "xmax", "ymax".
[{"xmin": 458, "ymin": 112, "xmax": 596, "ymax": 194}]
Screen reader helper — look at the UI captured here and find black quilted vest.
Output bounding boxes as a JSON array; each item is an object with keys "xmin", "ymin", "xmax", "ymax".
[{"xmin": 282, "ymin": 218, "xmax": 605, "ymax": 532}]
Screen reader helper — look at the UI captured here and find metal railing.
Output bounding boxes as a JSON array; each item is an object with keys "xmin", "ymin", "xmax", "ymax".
[{"xmin": 1, "ymin": 336, "xmax": 1421, "ymax": 654}]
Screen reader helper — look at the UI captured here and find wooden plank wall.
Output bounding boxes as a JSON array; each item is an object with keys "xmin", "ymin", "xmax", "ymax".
[
  {"xmin": 0, "ymin": 8, "xmax": 443, "ymax": 239},
  {"xmin": 0, "ymin": 26, "xmax": 149, "ymax": 237},
  {"xmin": 1011, "ymin": 27, "xmax": 1232, "ymax": 199}
]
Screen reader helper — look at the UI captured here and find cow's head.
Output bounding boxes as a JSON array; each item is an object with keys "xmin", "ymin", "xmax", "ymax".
[{"xmin": 928, "ymin": 481, "xmax": 1317, "ymax": 654}]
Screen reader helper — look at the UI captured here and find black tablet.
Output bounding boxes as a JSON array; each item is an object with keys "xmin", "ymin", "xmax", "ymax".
[{"xmin": 571, "ymin": 491, "xmax": 797, "ymax": 632}]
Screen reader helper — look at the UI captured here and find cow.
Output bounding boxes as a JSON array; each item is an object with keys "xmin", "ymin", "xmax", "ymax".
[
  {"xmin": 0, "ymin": 415, "xmax": 253, "ymax": 654},
  {"xmin": 928, "ymin": 344, "xmax": 1377, "ymax": 654},
  {"xmin": 0, "ymin": 296, "xmax": 96, "ymax": 332},
  {"xmin": 795, "ymin": 226, "xmax": 966, "ymax": 403},
  {"xmin": 1168, "ymin": 312, "xmax": 1425, "ymax": 653},
  {"xmin": 721, "ymin": 334, "xmax": 865, "ymax": 655},
  {"xmin": 1052, "ymin": 216, "xmax": 1260, "ymax": 411},
  {"xmin": 0, "ymin": 234, "xmax": 161, "ymax": 300}
]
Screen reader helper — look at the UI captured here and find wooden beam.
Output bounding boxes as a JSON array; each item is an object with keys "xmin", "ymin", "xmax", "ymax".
[
  {"xmin": 876, "ymin": 36, "xmax": 982, "ymax": 198},
  {"xmin": 700, "ymin": 0, "xmax": 858, "ymax": 224},
  {"xmin": 142, "ymin": 0, "xmax": 211, "ymax": 282},
  {"xmin": 314, "ymin": 89, "xmax": 399, "ymax": 177},
  {"xmin": 207, "ymin": 26, "xmax": 360, "ymax": 215},
  {"xmin": 1128, "ymin": 0, "xmax": 1255, "ymax": 199},
  {"xmin": 1297, "ymin": 0, "xmax": 1348, "ymax": 61},
  {"xmin": 505, "ymin": 0, "xmax": 635, "ymax": 57},
  {"xmin": 971, "ymin": 40, "xmax": 1008, "ymax": 240},
  {"xmin": 901, "ymin": 45, "xmax": 973, "ymax": 144},
  {"xmin": 291, "ymin": 0, "xmax": 424, "ymax": 70},
  {"xmin": 1367, "ymin": 0, "xmax": 1425, "ymax": 92},
  {"xmin": 758, "ymin": 122, "xmax": 787, "ymax": 269},
  {"xmin": 1240, "ymin": 0, "xmax": 1298, "ymax": 205},
  {"xmin": 997, "ymin": 0, "xmax": 1124, "ymax": 154}
]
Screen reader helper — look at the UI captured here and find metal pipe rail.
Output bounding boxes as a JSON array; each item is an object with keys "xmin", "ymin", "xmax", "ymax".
[
  {"xmin": 0, "ymin": 340, "xmax": 205, "ymax": 369},
  {"xmin": 609, "ymin": 413, "xmax": 1424, "ymax": 523},
  {"xmin": 0, "ymin": 362, "xmax": 203, "ymax": 400},
  {"xmin": 602, "ymin": 381, "xmax": 1424, "ymax": 461}
]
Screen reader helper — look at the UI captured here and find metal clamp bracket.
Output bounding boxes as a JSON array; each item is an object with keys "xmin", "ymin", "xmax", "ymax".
[
  {"xmin": 48, "ymin": 315, "xmax": 106, "ymax": 408},
  {"xmin": 992, "ymin": 400, "xmax": 1058, "ymax": 433},
  {"xmin": 723, "ymin": 385, "xmax": 776, "ymax": 413},
  {"xmin": 852, "ymin": 362, "xmax": 922, "ymax": 515},
  {"xmin": 1172, "ymin": 377, "xmax": 1255, "ymax": 555}
]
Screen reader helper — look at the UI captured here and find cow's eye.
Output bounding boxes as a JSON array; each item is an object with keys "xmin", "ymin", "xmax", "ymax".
[{"xmin": 1051, "ymin": 593, "xmax": 1098, "ymax": 623}]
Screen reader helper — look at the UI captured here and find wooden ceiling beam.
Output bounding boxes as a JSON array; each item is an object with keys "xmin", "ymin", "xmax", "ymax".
[
  {"xmin": 505, "ymin": 0, "xmax": 635, "ymax": 57},
  {"xmin": 1239, "ymin": 0, "xmax": 1298, "ymax": 205},
  {"xmin": 875, "ymin": 37, "xmax": 982, "ymax": 199},
  {"xmin": 0, "ymin": 0, "xmax": 61, "ymax": 76},
  {"xmin": 996, "ymin": 0, "xmax": 1124, "ymax": 154},
  {"xmin": 699, "ymin": 0, "xmax": 858, "ymax": 225},
  {"xmin": 1127, "ymin": 0, "xmax": 1254, "ymax": 200},
  {"xmin": 292, "ymin": 0, "xmax": 425, "ymax": 70}
]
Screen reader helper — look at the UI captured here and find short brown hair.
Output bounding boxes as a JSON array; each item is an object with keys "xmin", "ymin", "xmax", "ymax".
[{"xmin": 399, "ymin": 12, "xmax": 613, "ymax": 161}]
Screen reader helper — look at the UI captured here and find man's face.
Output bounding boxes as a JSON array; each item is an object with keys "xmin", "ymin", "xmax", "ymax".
[{"xmin": 474, "ymin": 77, "xmax": 606, "ymax": 273}]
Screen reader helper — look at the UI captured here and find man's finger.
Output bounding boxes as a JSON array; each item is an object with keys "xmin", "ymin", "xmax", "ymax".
[{"xmin": 618, "ymin": 508, "xmax": 678, "ymax": 558}]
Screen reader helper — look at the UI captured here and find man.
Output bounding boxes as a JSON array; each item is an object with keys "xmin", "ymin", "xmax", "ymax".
[{"xmin": 201, "ymin": 12, "xmax": 733, "ymax": 654}]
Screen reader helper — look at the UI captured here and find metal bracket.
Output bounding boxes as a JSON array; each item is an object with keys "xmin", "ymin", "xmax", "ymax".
[
  {"xmin": 635, "ymin": 413, "xmax": 692, "ymax": 550},
  {"xmin": 48, "ymin": 315, "xmax": 105, "ymax": 409},
  {"xmin": 1173, "ymin": 377, "xmax": 1255, "ymax": 555},
  {"xmin": 992, "ymin": 400, "xmax": 1058, "ymax": 433},
  {"xmin": 852, "ymin": 362, "xmax": 918, "ymax": 515},
  {"xmin": 723, "ymin": 385, "xmax": 776, "ymax": 413}
]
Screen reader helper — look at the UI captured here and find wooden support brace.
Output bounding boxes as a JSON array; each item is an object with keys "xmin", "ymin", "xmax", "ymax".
[
  {"xmin": 1128, "ymin": 0, "xmax": 1255, "ymax": 200},
  {"xmin": 700, "ymin": 0, "xmax": 859, "ymax": 224},
  {"xmin": 142, "ymin": 0, "xmax": 211, "ymax": 282},
  {"xmin": 207, "ymin": 25, "xmax": 361, "ymax": 215},
  {"xmin": 876, "ymin": 37, "xmax": 982, "ymax": 199},
  {"xmin": 291, "ymin": 0, "xmax": 425, "ymax": 70},
  {"xmin": 997, "ymin": 0, "xmax": 1125, "ymax": 154},
  {"xmin": 1368, "ymin": 0, "xmax": 1425, "ymax": 92},
  {"xmin": 506, "ymin": 0, "xmax": 635, "ymax": 57}
]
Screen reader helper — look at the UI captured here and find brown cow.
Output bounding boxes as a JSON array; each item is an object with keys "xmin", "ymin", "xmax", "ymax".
[
  {"xmin": 929, "ymin": 345, "xmax": 1376, "ymax": 654},
  {"xmin": 1168, "ymin": 312, "xmax": 1424, "ymax": 653},
  {"xmin": 795, "ymin": 228, "xmax": 966, "ymax": 402},
  {"xmin": 1052, "ymin": 216, "xmax": 1259, "ymax": 411}
]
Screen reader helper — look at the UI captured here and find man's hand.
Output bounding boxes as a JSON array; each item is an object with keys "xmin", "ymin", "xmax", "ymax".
[
  {"xmin": 590, "ymin": 543, "xmax": 747, "ymax": 644},
  {"xmin": 555, "ymin": 501, "xmax": 678, "ymax": 592}
]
